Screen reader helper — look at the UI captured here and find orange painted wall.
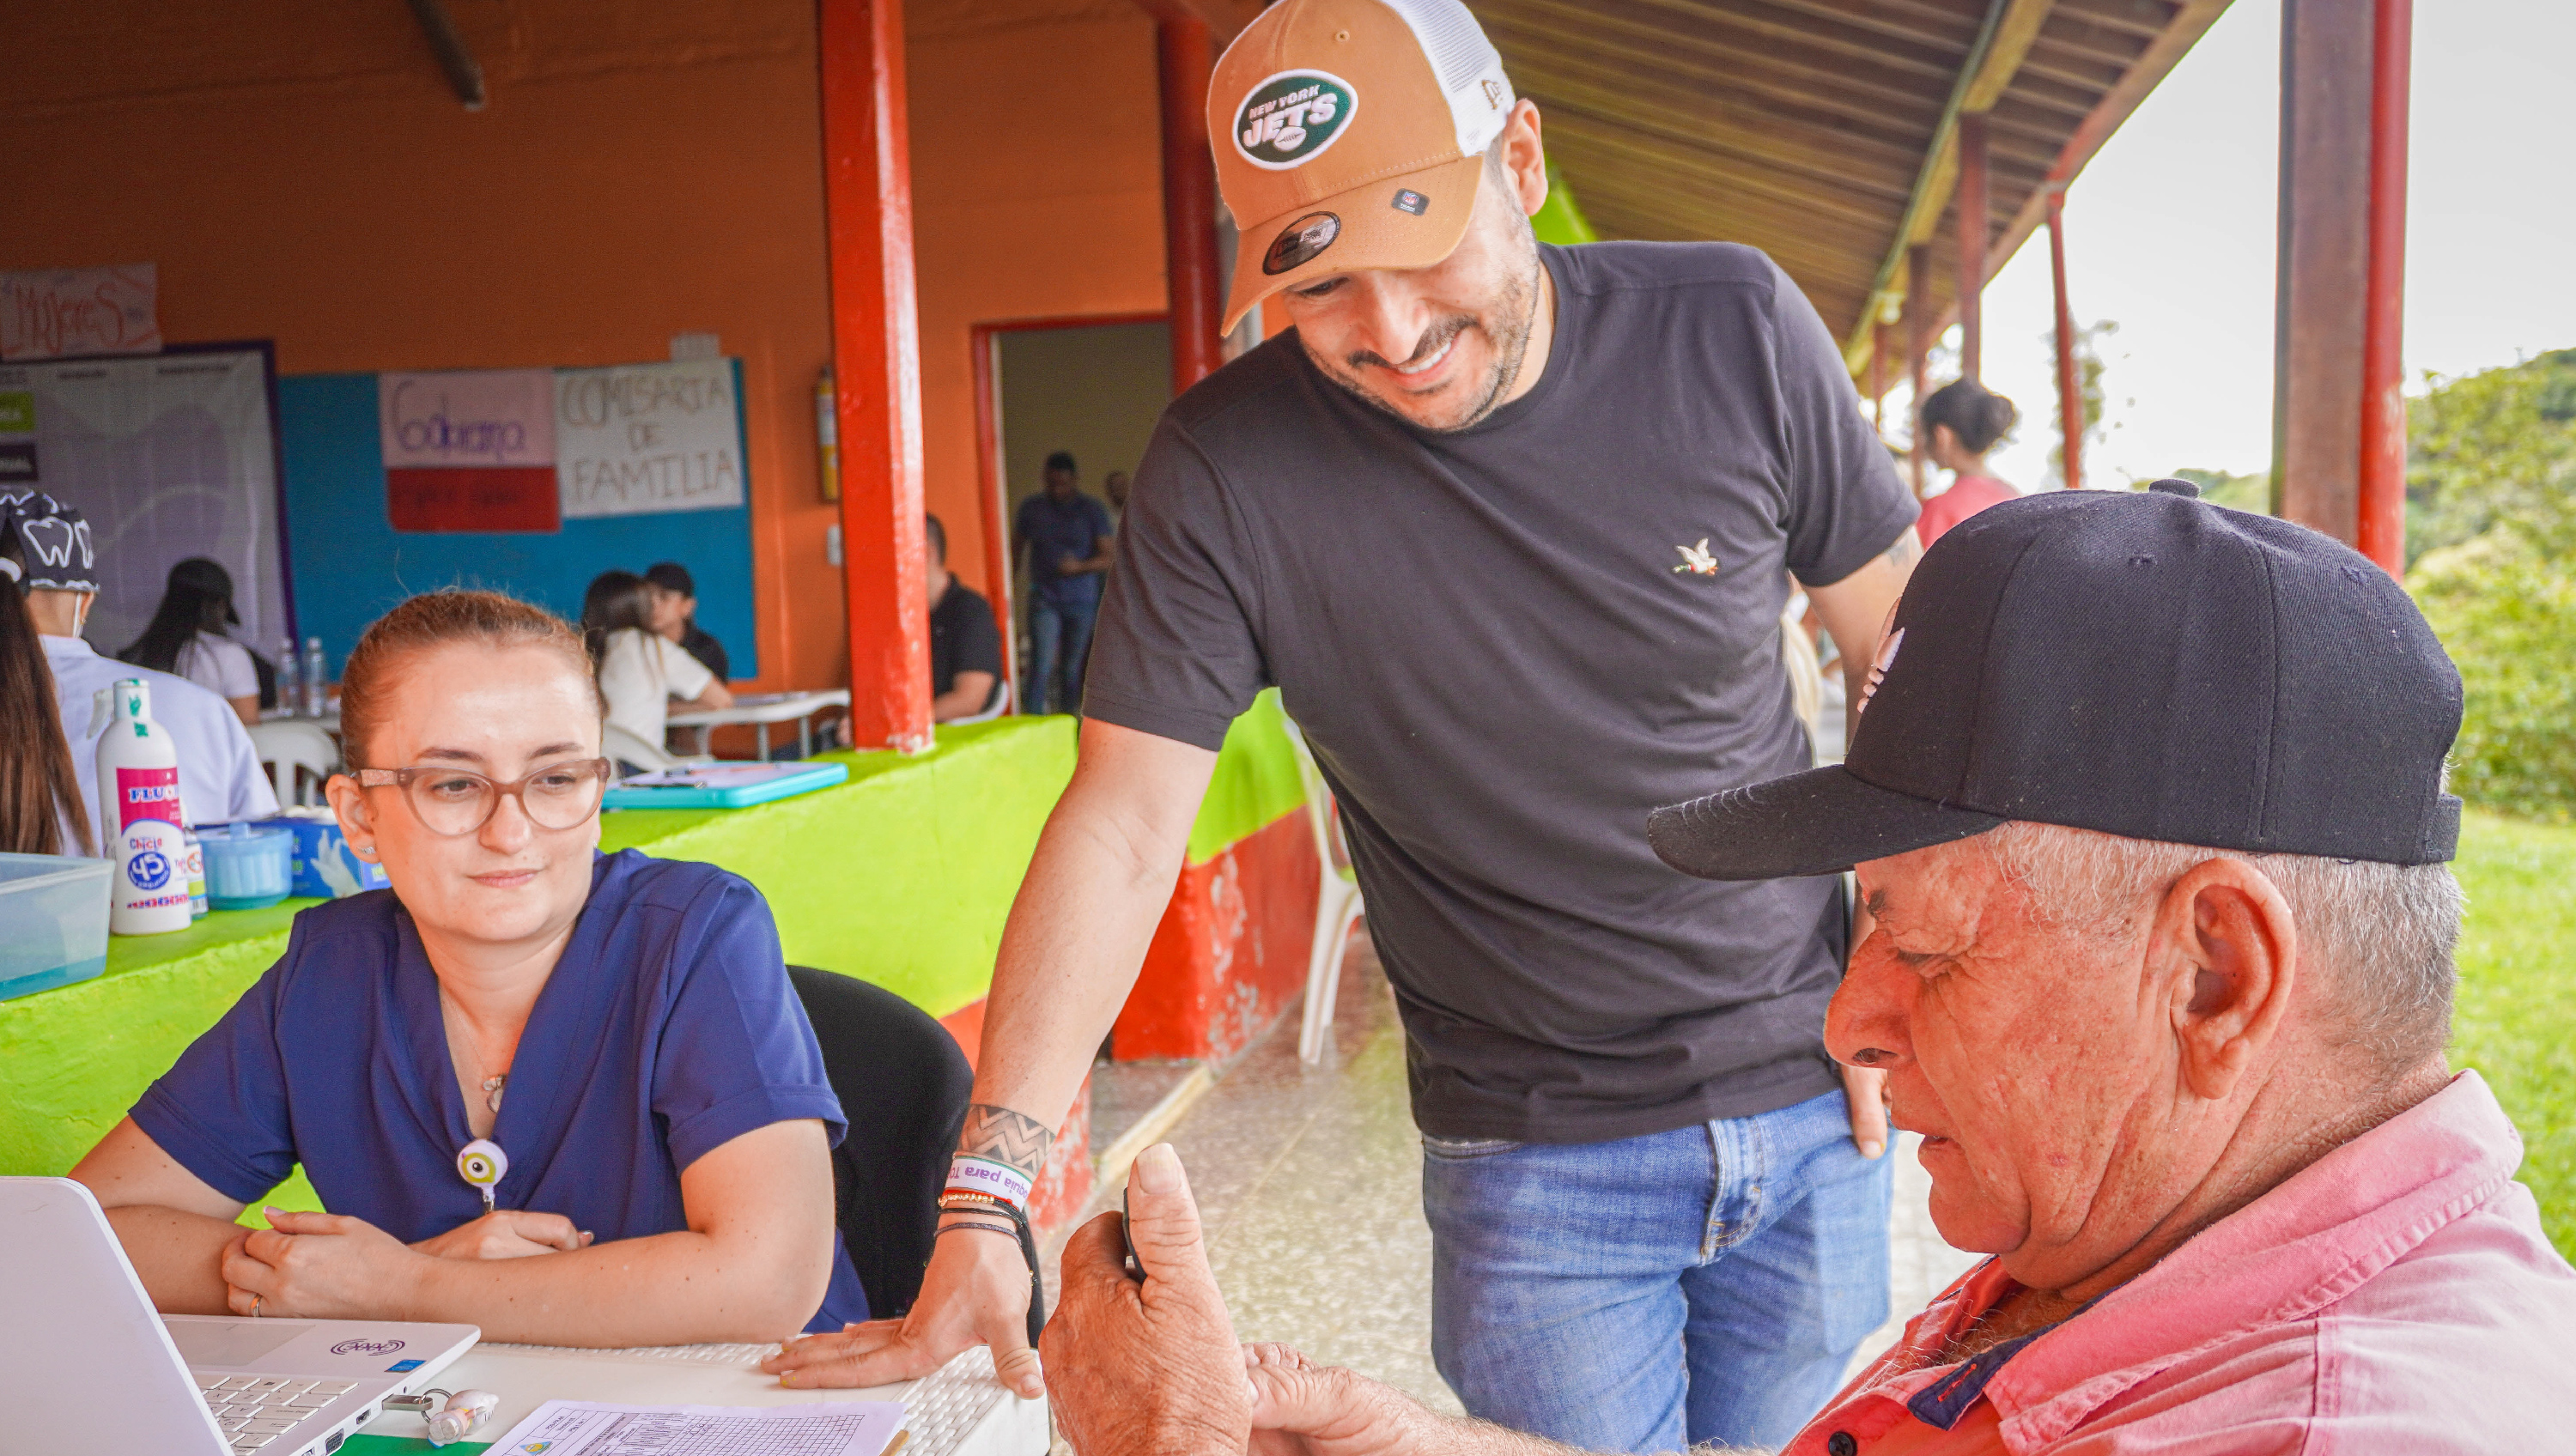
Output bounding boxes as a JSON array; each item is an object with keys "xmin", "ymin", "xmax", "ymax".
[
  {"xmin": 0, "ymin": 1, "xmax": 849, "ymax": 690},
  {"xmin": 0, "ymin": 0, "xmax": 1176, "ymax": 689},
  {"xmin": 905, "ymin": 2, "xmax": 1171, "ymax": 596}
]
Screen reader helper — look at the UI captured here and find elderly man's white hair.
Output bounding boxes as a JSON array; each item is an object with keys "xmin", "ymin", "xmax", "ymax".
[{"xmin": 1978, "ymin": 822, "xmax": 2463, "ymax": 1076}]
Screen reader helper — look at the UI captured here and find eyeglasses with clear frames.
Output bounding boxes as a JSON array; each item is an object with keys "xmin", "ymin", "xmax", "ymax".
[{"xmin": 351, "ymin": 758, "xmax": 614, "ymax": 838}]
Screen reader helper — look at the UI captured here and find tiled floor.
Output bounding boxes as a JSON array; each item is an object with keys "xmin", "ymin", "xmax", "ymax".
[{"xmin": 1049, "ymin": 929, "xmax": 1983, "ymax": 1430}]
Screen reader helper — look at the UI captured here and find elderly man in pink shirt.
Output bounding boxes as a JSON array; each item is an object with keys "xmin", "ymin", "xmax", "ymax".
[{"xmin": 1036, "ymin": 479, "xmax": 2576, "ymax": 1456}]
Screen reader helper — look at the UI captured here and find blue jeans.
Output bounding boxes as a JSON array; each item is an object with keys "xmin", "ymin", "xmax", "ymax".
[
  {"xmin": 1025, "ymin": 595, "xmax": 1097, "ymax": 715},
  {"xmin": 1423, "ymin": 1088, "xmax": 1893, "ymax": 1453}
]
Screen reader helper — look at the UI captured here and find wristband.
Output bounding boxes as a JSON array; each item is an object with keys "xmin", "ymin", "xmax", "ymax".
[{"xmin": 945, "ymin": 1153, "xmax": 1034, "ymax": 1208}]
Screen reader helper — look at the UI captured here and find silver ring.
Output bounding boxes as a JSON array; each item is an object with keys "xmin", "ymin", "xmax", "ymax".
[{"xmin": 251, "ymin": 1294, "xmax": 264, "ymax": 1318}]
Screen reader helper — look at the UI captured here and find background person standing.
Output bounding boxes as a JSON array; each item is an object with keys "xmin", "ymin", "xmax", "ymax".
[
  {"xmin": 1011, "ymin": 451, "xmax": 1112, "ymax": 713},
  {"xmin": 766, "ymin": 3, "xmax": 1919, "ymax": 1450},
  {"xmin": 1913, "ymin": 379, "xmax": 2022, "ymax": 548}
]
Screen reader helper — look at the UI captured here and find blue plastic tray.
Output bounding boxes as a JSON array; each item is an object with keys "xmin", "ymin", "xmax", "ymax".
[{"xmin": 602, "ymin": 761, "xmax": 850, "ymax": 810}]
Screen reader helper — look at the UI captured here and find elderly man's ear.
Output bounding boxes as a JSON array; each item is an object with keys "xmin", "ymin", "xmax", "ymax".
[{"xmin": 2155, "ymin": 858, "xmax": 2300, "ymax": 1102}]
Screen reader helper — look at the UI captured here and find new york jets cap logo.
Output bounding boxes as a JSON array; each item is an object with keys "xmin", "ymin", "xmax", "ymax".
[{"xmin": 1234, "ymin": 70, "xmax": 1357, "ymax": 170}]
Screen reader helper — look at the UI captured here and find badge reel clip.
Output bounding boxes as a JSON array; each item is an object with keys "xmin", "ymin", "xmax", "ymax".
[
  {"xmin": 457, "ymin": 1138, "xmax": 507, "ymax": 1213},
  {"xmin": 384, "ymin": 1388, "xmax": 501, "ymax": 1447}
]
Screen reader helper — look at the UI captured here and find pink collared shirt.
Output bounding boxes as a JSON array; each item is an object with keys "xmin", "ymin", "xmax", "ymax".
[{"xmin": 1783, "ymin": 1072, "xmax": 2576, "ymax": 1454}]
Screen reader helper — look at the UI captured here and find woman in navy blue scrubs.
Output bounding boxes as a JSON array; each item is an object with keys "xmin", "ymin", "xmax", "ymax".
[{"xmin": 70, "ymin": 591, "xmax": 870, "ymax": 1347}]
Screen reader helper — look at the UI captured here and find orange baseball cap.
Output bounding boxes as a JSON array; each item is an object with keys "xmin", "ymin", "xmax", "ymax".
[{"xmin": 1210, "ymin": 0, "xmax": 1518, "ymax": 332}]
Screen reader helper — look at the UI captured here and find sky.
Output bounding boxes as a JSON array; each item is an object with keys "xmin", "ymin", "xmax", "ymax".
[{"xmin": 1942, "ymin": 0, "xmax": 2576, "ymax": 489}]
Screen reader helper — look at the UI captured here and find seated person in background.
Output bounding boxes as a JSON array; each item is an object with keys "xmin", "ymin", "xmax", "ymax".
[
  {"xmin": 1038, "ymin": 486, "xmax": 2576, "ymax": 1455},
  {"xmin": 0, "ymin": 520, "xmax": 97, "ymax": 857},
  {"xmin": 926, "ymin": 513, "xmax": 1002, "ymax": 722},
  {"xmin": 1913, "ymin": 379, "xmax": 2021, "ymax": 549},
  {"xmin": 586, "ymin": 568, "xmax": 730, "ymax": 766},
  {"xmin": 119, "ymin": 556, "xmax": 264, "ymax": 727},
  {"xmin": 69, "ymin": 589, "xmax": 871, "ymax": 1346},
  {"xmin": 9, "ymin": 492, "xmax": 277, "ymax": 828},
  {"xmin": 645, "ymin": 561, "xmax": 730, "ymax": 682}
]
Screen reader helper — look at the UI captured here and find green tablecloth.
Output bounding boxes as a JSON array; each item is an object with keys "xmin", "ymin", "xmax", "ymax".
[
  {"xmin": 0, "ymin": 697, "xmax": 1305, "ymax": 1198},
  {"xmin": 0, "ymin": 716, "xmax": 1077, "ymax": 1188}
]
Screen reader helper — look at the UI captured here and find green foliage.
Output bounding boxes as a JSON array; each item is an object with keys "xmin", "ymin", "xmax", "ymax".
[
  {"xmin": 2172, "ymin": 466, "xmax": 2269, "ymax": 513},
  {"xmin": 2398, "ymin": 349, "xmax": 2576, "ymax": 819},
  {"xmin": 2410, "ymin": 533, "xmax": 2576, "ymax": 821},
  {"xmin": 2449, "ymin": 810, "xmax": 2576, "ymax": 1260},
  {"xmin": 2042, "ymin": 319, "xmax": 2122, "ymax": 485},
  {"xmin": 2406, "ymin": 347, "xmax": 2576, "ymax": 567}
]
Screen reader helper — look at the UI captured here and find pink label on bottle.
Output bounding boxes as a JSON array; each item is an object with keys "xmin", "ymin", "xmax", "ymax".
[{"xmin": 117, "ymin": 766, "xmax": 183, "ymax": 830}]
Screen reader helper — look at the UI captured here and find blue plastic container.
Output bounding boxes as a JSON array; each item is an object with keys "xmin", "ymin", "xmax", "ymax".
[
  {"xmin": 0, "ymin": 852, "xmax": 113, "ymax": 1001},
  {"xmin": 201, "ymin": 823, "xmax": 295, "ymax": 910},
  {"xmin": 251, "ymin": 811, "xmax": 392, "ymax": 899}
]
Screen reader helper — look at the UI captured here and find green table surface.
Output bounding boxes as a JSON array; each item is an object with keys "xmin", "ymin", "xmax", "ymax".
[{"xmin": 2, "ymin": 701, "xmax": 1303, "ymax": 1199}]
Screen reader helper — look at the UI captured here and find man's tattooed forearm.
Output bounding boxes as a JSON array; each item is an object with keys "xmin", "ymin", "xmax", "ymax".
[{"xmin": 958, "ymin": 1104, "xmax": 1055, "ymax": 1176}]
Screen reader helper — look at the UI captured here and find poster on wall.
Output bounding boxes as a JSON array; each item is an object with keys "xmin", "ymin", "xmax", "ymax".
[
  {"xmin": 0, "ymin": 345, "xmax": 289, "ymax": 659},
  {"xmin": 555, "ymin": 358, "xmax": 744, "ymax": 519},
  {"xmin": 2, "ymin": 264, "xmax": 162, "ymax": 361},
  {"xmin": 379, "ymin": 368, "xmax": 560, "ymax": 532}
]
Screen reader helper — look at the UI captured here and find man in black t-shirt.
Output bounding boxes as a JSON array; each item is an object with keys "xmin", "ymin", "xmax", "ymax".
[
  {"xmin": 766, "ymin": 1, "xmax": 1920, "ymax": 1447},
  {"xmin": 924, "ymin": 514, "xmax": 1002, "ymax": 722}
]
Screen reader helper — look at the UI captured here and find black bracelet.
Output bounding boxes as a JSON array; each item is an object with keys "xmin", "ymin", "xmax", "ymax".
[
  {"xmin": 939, "ymin": 1193, "xmax": 1046, "ymax": 1347},
  {"xmin": 935, "ymin": 1220, "xmax": 1019, "ymax": 1240}
]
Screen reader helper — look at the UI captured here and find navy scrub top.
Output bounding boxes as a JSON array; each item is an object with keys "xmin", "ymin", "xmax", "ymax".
[{"xmin": 132, "ymin": 849, "xmax": 869, "ymax": 1332}]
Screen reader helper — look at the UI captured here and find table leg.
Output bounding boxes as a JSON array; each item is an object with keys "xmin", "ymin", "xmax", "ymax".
[
  {"xmin": 799, "ymin": 715, "xmax": 813, "ymax": 759},
  {"xmin": 758, "ymin": 723, "xmax": 772, "ymax": 761}
]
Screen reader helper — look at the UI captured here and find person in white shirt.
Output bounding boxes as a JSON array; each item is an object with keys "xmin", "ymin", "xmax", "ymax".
[
  {"xmin": 584, "ymin": 569, "xmax": 731, "ymax": 765},
  {"xmin": 6, "ymin": 493, "xmax": 280, "ymax": 830},
  {"xmin": 118, "ymin": 557, "xmax": 264, "ymax": 727}
]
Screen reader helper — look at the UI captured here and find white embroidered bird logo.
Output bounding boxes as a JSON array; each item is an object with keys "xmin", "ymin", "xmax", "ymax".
[{"xmin": 1671, "ymin": 538, "xmax": 1719, "ymax": 575}]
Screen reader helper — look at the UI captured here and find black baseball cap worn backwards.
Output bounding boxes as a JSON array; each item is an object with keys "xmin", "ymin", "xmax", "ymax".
[{"xmin": 1647, "ymin": 480, "xmax": 2464, "ymax": 880}]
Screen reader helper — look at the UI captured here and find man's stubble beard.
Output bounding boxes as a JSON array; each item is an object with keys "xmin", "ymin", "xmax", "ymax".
[{"xmin": 1316, "ymin": 226, "xmax": 1543, "ymax": 436}]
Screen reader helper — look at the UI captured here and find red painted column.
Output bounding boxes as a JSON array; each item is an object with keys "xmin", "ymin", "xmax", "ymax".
[
  {"xmin": 1956, "ymin": 111, "xmax": 1990, "ymax": 381},
  {"xmin": 1869, "ymin": 320, "xmax": 1888, "ymax": 439},
  {"xmin": 1906, "ymin": 244, "xmax": 1932, "ymax": 500},
  {"xmin": 2358, "ymin": 0, "xmax": 2412, "ymax": 574},
  {"xmin": 2271, "ymin": 0, "xmax": 2373, "ymax": 546},
  {"xmin": 1159, "ymin": 18, "xmax": 1224, "ymax": 396},
  {"xmin": 2047, "ymin": 186, "xmax": 2082, "ymax": 491},
  {"xmin": 821, "ymin": 0, "xmax": 933, "ymax": 753}
]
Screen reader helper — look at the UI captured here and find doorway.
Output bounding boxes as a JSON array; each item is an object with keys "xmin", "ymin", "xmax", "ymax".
[{"xmin": 975, "ymin": 315, "xmax": 1171, "ymax": 712}]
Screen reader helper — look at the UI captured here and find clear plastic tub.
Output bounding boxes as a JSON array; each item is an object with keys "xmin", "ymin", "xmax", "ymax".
[
  {"xmin": 0, "ymin": 852, "xmax": 113, "ymax": 1001},
  {"xmin": 200, "ymin": 823, "xmax": 294, "ymax": 911}
]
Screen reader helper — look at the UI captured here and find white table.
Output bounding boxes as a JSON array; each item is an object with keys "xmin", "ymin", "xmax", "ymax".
[
  {"xmin": 667, "ymin": 691, "xmax": 852, "ymax": 760},
  {"xmin": 380, "ymin": 1341, "xmax": 1046, "ymax": 1456}
]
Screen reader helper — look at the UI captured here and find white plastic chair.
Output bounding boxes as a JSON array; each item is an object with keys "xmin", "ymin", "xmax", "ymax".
[
  {"xmin": 605, "ymin": 723, "xmax": 685, "ymax": 774},
  {"xmin": 1282, "ymin": 716, "xmax": 1365, "ymax": 1064},
  {"xmin": 246, "ymin": 719, "xmax": 340, "ymax": 808},
  {"xmin": 951, "ymin": 678, "xmax": 1012, "ymax": 725}
]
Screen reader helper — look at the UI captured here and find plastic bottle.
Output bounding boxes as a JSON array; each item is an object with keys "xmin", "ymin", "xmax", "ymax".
[
  {"xmin": 302, "ymin": 638, "xmax": 328, "ymax": 718},
  {"xmin": 276, "ymin": 636, "xmax": 301, "ymax": 719},
  {"xmin": 96, "ymin": 678, "xmax": 194, "ymax": 936},
  {"xmin": 182, "ymin": 827, "xmax": 210, "ymax": 919}
]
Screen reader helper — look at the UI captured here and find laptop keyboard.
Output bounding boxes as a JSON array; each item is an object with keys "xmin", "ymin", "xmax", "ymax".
[{"xmin": 191, "ymin": 1374, "xmax": 361, "ymax": 1452}]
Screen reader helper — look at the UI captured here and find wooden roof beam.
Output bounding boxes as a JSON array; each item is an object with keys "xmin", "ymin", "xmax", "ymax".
[{"xmin": 1842, "ymin": 0, "xmax": 2057, "ymax": 371}]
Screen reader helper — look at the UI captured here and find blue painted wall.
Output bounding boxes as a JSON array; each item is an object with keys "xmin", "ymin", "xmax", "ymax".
[{"xmin": 276, "ymin": 372, "xmax": 756, "ymax": 680}]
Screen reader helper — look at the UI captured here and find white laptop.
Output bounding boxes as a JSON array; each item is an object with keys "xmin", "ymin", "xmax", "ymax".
[{"xmin": 3, "ymin": 1175, "xmax": 479, "ymax": 1455}]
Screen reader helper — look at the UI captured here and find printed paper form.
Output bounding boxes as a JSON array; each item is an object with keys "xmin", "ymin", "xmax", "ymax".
[{"xmin": 483, "ymin": 1398, "xmax": 904, "ymax": 1456}]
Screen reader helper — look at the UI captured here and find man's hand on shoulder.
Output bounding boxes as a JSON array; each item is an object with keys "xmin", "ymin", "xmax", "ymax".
[{"xmin": 1042, "ymin": 1144, "xmax": 1250, "ymax": 1455}]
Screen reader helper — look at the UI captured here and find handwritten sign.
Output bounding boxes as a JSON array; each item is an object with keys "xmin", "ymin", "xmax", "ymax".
[
  {"xmin": 1, "ymin": 265, "xmax": 161, "ymax": 361},
  {"xmin": 379, "ymin": 368, "xmax": 556, "ymax": 468},
  {"xmin": 555, "ymin": 359, "xmax": 743, "ymax": 519}
]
